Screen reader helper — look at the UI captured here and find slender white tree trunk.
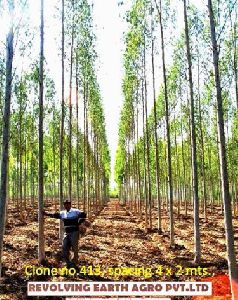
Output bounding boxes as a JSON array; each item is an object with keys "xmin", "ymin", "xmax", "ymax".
[
  {"xmin": 59, "ymin": 0, "xmax": 65, "ymax": 241},
  {"xmin": 68, "ymin": 0, "xmax": 74, "ymax": 202},
  {"xmin": 208, "ymin": 0, "xmax": 238, "ymax": 298},
  {"xmin": 183, "ymin": 0, "xmax": 201, "ymax": 263},
  {"xmin": 151, "ymin": 16, "xmax": 162, "ymax": 232},
  {"xmin": 155, "ymin": 0, "xmax": 174, "ymax": 245},
  {"xmin": 38, "ymin": 0, "xmax": 45, "ymax": 263},
  {"xmin": 0, "ymin": 1, "xmax": 14, "ymax": 276}
]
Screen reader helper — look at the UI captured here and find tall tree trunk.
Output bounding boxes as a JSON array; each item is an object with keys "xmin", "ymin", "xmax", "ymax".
[
  {"xmin": 76, "ymin": 56, "xmax": 80, "ymax": 208},
  {"xmin": 85, "ymin": 84, "xmax": 89, "ymax": 212},
  {"xmin": 31, "ymin": 121, "xmax": 35, "ymax": 208},
  {"xmin": 174, "ymin": 119, "xmax": 181, "ymax": 217},
  {"xmin": 38, "ymin": 0, "xmax": 45, "ymax": 264},
  {"xmin": 83, "ymin": 79, "xmax": 86, "ymax": 212},
  {"xmin": 136, "ymin": 104, "xmax": 142, "ymax": 215},
  {"xmin": 0, "ymin": 1, "xmax": 14, "ymax": 276},
  {"xmin": 179, "ymin": 84, "xmax": 188, "ymax": 217},
  {"xmin": 59, "ymin": 0, "xmax": 65, "ymax": 240},
  {"xmin": 207, "ymin": 142, "xmax": 214, "ymax": 212},
  {"xmin": 141, "ymin": 79, "xmax": 148, "ymax": 227},
  {"xmin": 52, "ymin": 109, "xmax": 56, "ymax": 210},
  {"xmin": 181, "ymin": 117, "xmax": 187, "ymax": 216},
  {"xmin": 197, "ymin": 57, "xmax": 207, "ymax": 221},
  {"xmin": 93, "ymin": 134, "xmax": 97, "ymax": 216},
  {"xmin": 24, "ymin": 137, "xmax": 27, "ymax": 209},
  {"xmin": 19, "ymin": 94, "xmax": 23, "ymax": 218},
  {"xmin": 231, "ymin": 19, "xmax": 238, "ymax": 109},
  {"xmin": 155, "ymin": 0, "xmax": 174, "ymax": 245},
  {"xmin": 16, "ymin": 146, "xmax": 19, "ymax": 210},
  {"xmin": 143, "ymin": 40, "xmax": 152, "ymax": 229},
  {"xmin": 68, "ymin": 0, "xmax": 74, "ymax": 202},
  {"xmin": 151, "ymin": 21, "xmax": 162, "ymax": 232},
  {"xmin": 93, "ymin": 142, "xmax": 96, "ymax": 213},
  {"xmin": 143, "ymin": 41, "xmax": 152, "ymax": 230},
  {"xmin": 183, "ymin": 0, "xmax": 201, "ymax": 263},
  {"xmin": 208, "ymin": 0, "xmax": 238, "ymax": 297}
]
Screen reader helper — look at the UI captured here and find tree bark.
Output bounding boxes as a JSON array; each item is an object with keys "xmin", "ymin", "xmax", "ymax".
[
  {"xmin": 155, "ymin": 0, "xmax": 174, "ymax": 245},
  {"xmin": 76, "ymin": 56, "xmax": 80, "ymax": 207},
  {"xmin": 231, "ymin": 20, "xmax": 238, "ymax": 109},
  {"xmin": 183, "ymin": 0, "xmax": 201, "ymax": 263},
  {"xmin": 197, "ymin": 57, "xmax": 207, "ymax": 221},
  {"xmin": 83, "ymin": 79, "xmax": 86, "ymax": 211},
  {"xmin": 38, "ymin": 0, "xmax": 45, "ymax": 264},
  {"xmin": 68, "ymin": 0, "xmax": 74, "ymax": 202},
  {"xmin": 0, "ymin": 1, "xmax": 14, "ymax": 276},
  {"xmin": 141, "ymin": 78, "xmax": 148, "ymax": 228},
  {"xmin": 208, "ymin": 0, "xmax": 238, "ymax": 297},
  {"xmin": 151, "ymin": 21, "xmax": 162, "ymax": 232},
  {"xmin": 143, "ymin": 40, "xmax": 152, "ymax": 230},
  {"xmin": 59, "ymin": 0, "xmax": 65, "ymax": 240}
]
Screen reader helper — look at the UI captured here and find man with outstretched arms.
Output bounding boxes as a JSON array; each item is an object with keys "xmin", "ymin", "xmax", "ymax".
[{"xmin": 44, "ymin": 199, "xmax": 87, "ymax": 266}]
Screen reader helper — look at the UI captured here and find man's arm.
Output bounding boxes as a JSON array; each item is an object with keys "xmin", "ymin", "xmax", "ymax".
[
  {"xmin": 78, "ymin": 212, "xmax": 87, "ymax": 225},
  {"xmin": 43, "ymin": 211, "xmax": 61, "ymax": 219}
]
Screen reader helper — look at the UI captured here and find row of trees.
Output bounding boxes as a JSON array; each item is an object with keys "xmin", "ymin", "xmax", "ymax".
[
  {"xmin": 115, "ymin": 0, "xmax": 238, "ymax": 298},
  {"xmin": 0, "ymin": 0, "xmax": 110, "ymax": 271}
]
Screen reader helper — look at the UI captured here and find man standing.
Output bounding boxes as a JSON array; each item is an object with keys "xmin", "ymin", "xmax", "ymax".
[{"xmin": 44, "ymin": 199, "xmax": 86, "ymax": 267}]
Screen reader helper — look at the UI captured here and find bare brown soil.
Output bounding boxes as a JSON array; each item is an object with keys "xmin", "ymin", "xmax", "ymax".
[{"xmin": 0, "ymin": 199, "xmax": 236, "ymax": 300}]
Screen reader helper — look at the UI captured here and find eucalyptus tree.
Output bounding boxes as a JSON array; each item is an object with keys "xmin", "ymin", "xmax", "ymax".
[
  {"xmin": 68, "ymin": 0, "xmax": 75, "ymax": 202},
  {"xmin": 0, "ymin": 57, "xmax": 5, "ymax": 155},
  {"xmin": 0, "ymin": 0, "xmax": 14, "ymax": 276},
  {"xmin": 154, "ymin": 0, "xmax": 174, "ymax": 246},
  {"xmin": 75, "ymin": 55, "xmax": 80, "ymax": 206},
  {"xmin": 142, "ymin": 5, "xmax": 153, "ymax": 229},
  {"xmin": 208, "ymin": 0, "xmax": 238, "ymax": 297},
  {"xmin": 183, "ymin": 0, "xmax": 200, "ymax": 263},
  {"xmin": 38, "ymin": 0, "xmax": 45, "ymax": 263},
  {"xmin": 59, "ymin": 0, "xmax": 65, "ymax": 217},
  {"xmin": 151, "ymin": 15, "xmax": 162, "ymax": 232},
  {"xmin": 232, "ymin": 21, "xmax": 238, "ymax": 109}
]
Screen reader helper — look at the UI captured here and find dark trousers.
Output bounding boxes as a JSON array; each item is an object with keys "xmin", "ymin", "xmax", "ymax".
[{"xmin": 62, "ymin": 231, "xmax": 79, "ymax": 264}]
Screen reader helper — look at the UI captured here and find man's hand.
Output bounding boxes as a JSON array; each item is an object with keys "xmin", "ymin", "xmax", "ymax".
[
  {"xmin": 79, "ymin": 224, "xmax": 87, "ymax": 235},
  {"xmin": 84, "ymin": 219, "xmax": 91, "ymax": 227},
  {"xmin": 42, "ymin": 211, "xmax": 61, "ymax": 219}
]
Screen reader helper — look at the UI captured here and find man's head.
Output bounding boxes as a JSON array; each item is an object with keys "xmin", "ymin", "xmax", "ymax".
[{"xmin": 63, "ymin": 199, "xmax": 71, "ymax": 211}]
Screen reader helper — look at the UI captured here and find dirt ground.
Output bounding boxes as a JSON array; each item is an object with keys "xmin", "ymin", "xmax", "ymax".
[{"xmin": 0, "ymin": 198, "xmax": 236, "ymax": 300}]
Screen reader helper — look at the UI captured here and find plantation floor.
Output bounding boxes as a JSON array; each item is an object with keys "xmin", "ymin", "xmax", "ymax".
[{"xmin": 0, "ymin": 198, "xmax": 236, "ymax": 300}]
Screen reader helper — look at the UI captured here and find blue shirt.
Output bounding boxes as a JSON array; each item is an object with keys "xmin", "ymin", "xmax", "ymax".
[
  {"xmin": 51, "ymin": 208, "xmax": 85, "ymax": 233},
  {"xmin": 59, "ymin": 208, "xmax": 81, "ymax": 219}
]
